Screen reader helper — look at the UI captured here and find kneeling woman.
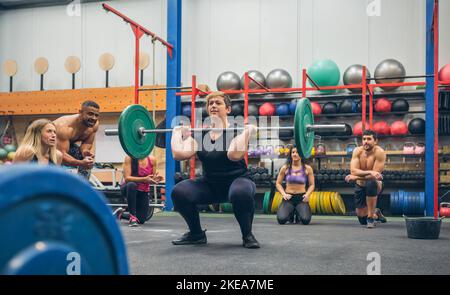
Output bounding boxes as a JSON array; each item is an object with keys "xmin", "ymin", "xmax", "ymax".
[
  {"xmin": 275, "ymin": 145, "xmax": 315, "ymax": 225},
  {"xmin": 116, "ymin": 155, "xmax": 163, "ymax": 227}
]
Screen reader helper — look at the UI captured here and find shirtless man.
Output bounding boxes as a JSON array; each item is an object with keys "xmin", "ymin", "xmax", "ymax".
[
  {"xmin": 53, "ymin": 101, "xmax": 100, "ymax": 179},
  {"xmin": 345, "ymin": 129, "xmax": 387, "ymax": 228}
]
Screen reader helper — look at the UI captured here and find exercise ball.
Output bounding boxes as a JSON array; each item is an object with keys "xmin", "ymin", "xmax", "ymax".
[
  {"xmin": 322, "ymin": 102, "xmax": 338, "ymax": 116},
  {"xmin": 248, "ymin": 104, "xmax": 259, "ymax": 117},
  {"xmin": 217, "ymin": 71, "xmax": 241, "ymax": 91},
  {"xmin": 339, "ymin": 99, "xmax": 357, "ymax": 113},
  {"xmin": 408, "ymin": 118, "xmax": 426, "ymax": 134},
  {"xmin": 343, "ymin": 64, "xmax": 371, "ymax": 93},
  {"xmin": 276, "ymin": 103, "xmax": 290, "ymax": 116},
  {"xmin": 0, "ymin": 148, "xmax": 7, "ymax": 160},
  {"xmin": 231, "ymin": 103, "xmax": 244, "ymax": 116},
  {"xmin": 374, "ymin": 98, "xmax": 392, "ymax": 113},
  {"xmin": 373, "ymin": 121, "xmax": 391, "ymax": 135},
  {"xmin": 259, "ymin": 102, "xmax": 276, "ymax": 116},
  {"xmin": 356, "ymin": 100, "xmax": 371, "ymax": 113},
  {"xmin": 240, "ymin": 70, "xmax": 266, "ymax": 89},
  {"xmin": 3, "ymin": 144, "xmax": 16, "ymax": 153},
  {"xmin": 390, "ymin": 120, "xmax": 409, "ymax": 135},
  {"xmin": 374, "ymin": 59, "xmax": 406, "ymax": 91},
  {"xmin": 391, "ymin": 99, "xmax": 409, "ymax": 113},
  {"xmin": 266, "ymin": 69, "xmax": 292, "ymax": 89},
  {"xmin": 181, "ymin": 104, "xmax": 191, "ymax": 117},
  {"xmin": 353, "ymin": 121, "xmax": 369, "ymax": 136},
  {"xmin": 311, "ymin": 102, "xmax": 322, "ymax": 115},
  {"xmin": 307, "ymin": 59, "xmax": 340, "ymax": 91}
]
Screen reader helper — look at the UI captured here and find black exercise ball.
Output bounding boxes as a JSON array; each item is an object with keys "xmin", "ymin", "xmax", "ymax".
[
  {"xmin": 339, "ymin": 99, "xmax": 356, "ymax": 113},
  {"xmin": 391, "ymin": 98, "xmax": 409, "ymax": 113},
  {"xmin": 322, "ymin": 102, "xmax": 338, "ymax": 114},
  {"xmin": 231, "ymin": 103, "xmax": 244, "ymax": 116},
  {"xmin": 408, "ymin": 118, "xmax": 425, "ymax": 134},
  {"xmin": 356, "ymin": 100, "xmax": 371, "ymax": 113},
  {"xmin": 248, "ymin": 104, "xmax": 259, "ymax": 117}
]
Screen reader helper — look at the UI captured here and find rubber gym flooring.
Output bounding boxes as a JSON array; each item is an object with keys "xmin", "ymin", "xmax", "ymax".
[{"xmin": 121, "ymin": 212, "xmax": 450, "ymax": 275}]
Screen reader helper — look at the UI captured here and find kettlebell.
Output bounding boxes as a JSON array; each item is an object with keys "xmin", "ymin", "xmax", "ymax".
[
  {"xmin": 403, "ymin": 142, "xmax": 415, "ymax": 155},
  {"xmin": 346, "ymin": 143, "xmax": 357, "ymax": 155},
  {"xmin": 315, "ymin": 143, "xmax": 326, "ymax": 155},
  {"xmin": 415, "ymin": 143, "xmax": 425, "ymax": 155}
]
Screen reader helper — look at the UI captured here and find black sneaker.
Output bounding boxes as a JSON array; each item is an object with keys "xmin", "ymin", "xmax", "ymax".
[
  {"xmin": 367, "ymin": 217, "xmax": 376, "ymax": 229},
  {"xmin": 375, "ymin": 208, "xmax": 387, "ymax": 223},
  {"xmin": 242, "ymin": 233, "xmax": 260, "ymax": 249},
  {"xmin": 172, "ymin": 230, "xmax": 207, "ymax": 245}
]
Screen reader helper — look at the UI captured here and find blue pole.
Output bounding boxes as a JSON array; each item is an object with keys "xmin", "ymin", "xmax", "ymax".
[
  {"xmin": 165, "ymin": 0, "xmax": 182, "ymax": 211},
  {"xmin": 425, "ymin": 0, "xmax": 436, "ymax": 216}
]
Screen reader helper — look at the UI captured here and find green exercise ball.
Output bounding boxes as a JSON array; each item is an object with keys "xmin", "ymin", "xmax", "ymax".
[
  {"xmin": 307, "ymin": 59, "xmax": 340, "ymax": 93},
  {"xmin": 3, "ymin": 144, "xmax": 16, "ymax": 153},
  {"xmin": 0, "ymin": 148, "xmax": 8, "ymax": 160}
]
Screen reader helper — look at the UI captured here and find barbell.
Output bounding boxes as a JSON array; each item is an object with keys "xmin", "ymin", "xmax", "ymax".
[
  {"xmin": 105, "ymin": 99, "xmax": 346, "ymax": 159},
  {"xmin": 0, "ymin": 165, "xmax": 129, "ymax": 274}
]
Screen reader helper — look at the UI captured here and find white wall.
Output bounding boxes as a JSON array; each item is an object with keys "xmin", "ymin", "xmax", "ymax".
[
  {"xmin": 0, "ymin": 0, "xmax": 167, "ymax": 92},
  {"xmin": 0, "ymin": 0, "xmax": 449, "ymax": 91}
]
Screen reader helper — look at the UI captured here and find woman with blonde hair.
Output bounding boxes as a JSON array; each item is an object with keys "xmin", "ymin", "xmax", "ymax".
[{"xmin": 13, "ymin": 119, "xmax": 62, "ymax": 165}]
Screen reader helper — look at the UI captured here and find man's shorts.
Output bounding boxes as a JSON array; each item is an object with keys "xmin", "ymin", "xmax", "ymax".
[
  {"xmin": 354, "ymin": 181, "xmax": 384, "ymax": 208},
  {"xmin": 67, "ymin": 143, "xmax": 91, "ymax": 180}
]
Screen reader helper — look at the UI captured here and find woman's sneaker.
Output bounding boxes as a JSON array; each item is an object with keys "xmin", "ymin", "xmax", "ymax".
[
  {"xmin": 129, "ymin": 215, "xmax": 139, "ymax": 227},
  {"xmin": 375, "ymin": 208, "xmax": 387, "ymax": 224}
]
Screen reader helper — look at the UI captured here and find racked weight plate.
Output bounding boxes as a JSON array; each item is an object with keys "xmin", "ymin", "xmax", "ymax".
[
  {"xmin": 118, "ymin": 104, "xmax": 155, "ymax": 159},
  {"xmin": 294, "ymin": 99, "xmax": 315, "ymax": 159},
  {"xmin": 0, "ymin": 165, "xmax": 129, "ymax": 275}
]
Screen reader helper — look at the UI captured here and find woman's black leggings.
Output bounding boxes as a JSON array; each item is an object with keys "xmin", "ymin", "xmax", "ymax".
[
  {"xmin": 277, "ymin": 194, "xmax": 311, "ymax": 225},
  {"xmin": 121, "ymin": 182, "xmax": 150, "ymax": 224},
  {"xmin": 171, "ymin": 177, "xmax": 256, "ymax": 237}
]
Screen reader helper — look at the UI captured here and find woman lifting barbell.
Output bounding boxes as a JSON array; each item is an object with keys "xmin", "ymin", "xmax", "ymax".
[
  {"xmin": 170, "ymin": 91, "xmax": 260, "ymax": 249},
  {"xmin": 13, "ymin": 119, "xmax": 62, "ymax": 165},
  {"xmin": 275, "ymin": 145, "xmax": 315, "ymax": 225}
]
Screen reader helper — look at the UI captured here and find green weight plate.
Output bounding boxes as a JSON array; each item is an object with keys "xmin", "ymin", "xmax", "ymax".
[
  {"xmin": 263, "ymin": 191, "xmax": 271, "ymax": 214},
  {"xmin": 118, "ymin": 104, "xmax": 155, "ymax": 159},
  {"xmin": 294, "ymin": 99, "xmax": 315, "ymax": 159}
]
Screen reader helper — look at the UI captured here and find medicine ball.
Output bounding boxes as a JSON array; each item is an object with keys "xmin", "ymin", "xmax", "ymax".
[
  {"xmin": 259, "ymin": 102, "xmax": 276, "ymax": 116},
  {"xmin": 248, "ymin": 104, "xmax": 259, "ymax": 117},
  {"xmin": 390, "ymin": 120, "xmax": 409, "ymax": 135},
  {"xmin": 289, "ymin": 99, "xmax": 298, "ymax": 114},
  {"xmin": 322, "ymin": 102, "xmax": 338, "ymax": 115},
  {"xmin": 231, "ymin": 103, "xmax": 244, "ymax": 116},
  {"xmin": 311, "ymin": 102, "xmax": 322, "ymax": 115},
  {"xmin": 338, "ymin": 123, "xmax": 353, "ymax": 141},
  {"xmin": 353, "ymin": 121, "xmax": 369, "ymax": 136},
  {"xmin": 373, "ymin": 121, "xmax": 391, "ymax": 135},
  {"xmin": 181, "ymin": 104, "xmax": 191, "ymax": 117},
  {"xmin": 276, "ymin": 103, "xmax": 290, "ymax": 116},
  {"xmin": 356, "ymin": 100, "xmax": 371, "ymax": 113},
  {"xmin": 408, "ymin": 118, "xmax": 425, "ymax": 134},
  {"xmin": 339, "ymin": 99, "xmax": 356, "ymax": 113},
  {"xmin": 374, "ymin": 98, "xmax": 392, "ymax": 113},
  {"xmin": 391, "ymin": 98, "xmax": 409, "ymax": 113}
]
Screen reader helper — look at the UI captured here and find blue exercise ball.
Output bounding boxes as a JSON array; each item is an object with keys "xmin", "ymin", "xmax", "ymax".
[
  {"xmin": 276, "ymin": 103, "xmax": 290, "ymax": 116},
  {"xmin": 182, "ymin": 105, "xmax": 191, "ymax": 117},
  {"xmin": 289, "ymin": 99, "xmax": 298, "ymax": 114}
]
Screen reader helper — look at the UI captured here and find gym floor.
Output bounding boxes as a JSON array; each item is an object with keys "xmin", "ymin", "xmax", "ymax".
[{"xmin": 122, "ymin": 213, "xmax": 450, "ymax": 275}]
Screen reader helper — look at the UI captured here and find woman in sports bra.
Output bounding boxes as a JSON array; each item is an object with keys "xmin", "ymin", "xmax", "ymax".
[
  {"xmin": 114, "ymin": 155, "xmax": 163, "ymax": 227},
  {"xmin": 275, "ymin": 145, "xmax": 315, "ymax": 224},
  {"xmin": 13, "ymin": 119, "xmax": 62, "ymax": 165}
]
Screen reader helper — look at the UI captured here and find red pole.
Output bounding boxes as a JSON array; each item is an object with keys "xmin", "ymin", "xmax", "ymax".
[
  {"xmin": 190, "ymin": 75, "xmax": 197, "ymax": 180},
  {"xmin": 302, "ymin": 69, "xmax": 307, "ymax": 98},
  {"xmin": 244, "ymin": 72, "xmax": 249, "ymax": 166},
  {"xmin": 433, "ymin": 0, "xmax": 439, "ymax": 219},
  {"xmin": 362, "ymin": 66, "xmax": 367, "ymax": 131},
  {"xmin": 131, "ymin": 25, "xmax": 144, "ymax": 104}
]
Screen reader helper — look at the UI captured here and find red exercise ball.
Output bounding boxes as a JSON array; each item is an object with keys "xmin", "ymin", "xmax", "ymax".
[
  {"xmin": 259, "ymin": 102, "xmax": 276, "ymax": 116},
  {"xmin": 374, "ymin": 98, "xmax": 392, "ymax": 113},
  {"xmin": 353, "ymin": 121, "xmax": 369, "ymax": 136},
  {"xmin": 438, "ymin": 64, "xmax": 450, "ymax": 83},
  {"xmin": 390, "ymin": 120, "xmax": 408, "ymax": 135},
  {"xmin": 311, "ymin": 102, "xmax": 322, "ymax": 115},
  {"xmin": 373, "ymin": 121, "xmax": 391, "ymax": 135}
]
